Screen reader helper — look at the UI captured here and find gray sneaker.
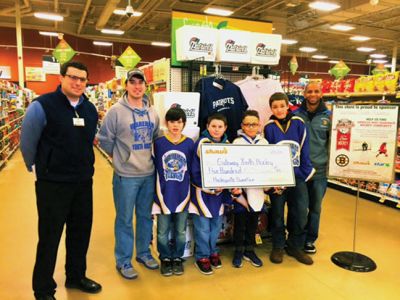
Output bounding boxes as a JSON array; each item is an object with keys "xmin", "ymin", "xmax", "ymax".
[
  {"xmin": 136, "ymin": 255, "xmax": 159, "ymax": 270},
  {"xmin": 116, "ymin": 263, "xmax": 138, "ymax": 279}
]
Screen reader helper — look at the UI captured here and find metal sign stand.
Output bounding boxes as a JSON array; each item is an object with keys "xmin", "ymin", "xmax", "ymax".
[{"xmin": 331, "ymin": 180, "xmax": 377, "ymax": 272}]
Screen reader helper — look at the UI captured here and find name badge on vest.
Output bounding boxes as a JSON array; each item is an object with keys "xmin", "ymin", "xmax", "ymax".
[{"xmin": 73, "ymin": 117, "xmax": 85, "ymax": 127}]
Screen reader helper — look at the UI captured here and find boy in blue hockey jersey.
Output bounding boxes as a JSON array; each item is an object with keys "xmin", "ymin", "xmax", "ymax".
[
  {"xmin": 264, "ymin": 92, "xmax": 315, "ymax": 266},
  {"xmin": 152, "ymin": 107, "xmax": 195, "ymax": 276},
  {"xmin": 189, "ymin": 113, "xmax": 232, "ymax": 275}
]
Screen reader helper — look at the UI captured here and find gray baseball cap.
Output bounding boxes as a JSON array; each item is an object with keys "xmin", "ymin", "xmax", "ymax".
[{"xmin": 127, "ymin": 68, "xmax": 146, "ymax": 83}]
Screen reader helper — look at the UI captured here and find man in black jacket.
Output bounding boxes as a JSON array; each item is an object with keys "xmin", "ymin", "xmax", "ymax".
[{"xmin": 21, "ymin": 61, "xmax": 101, "ymax": 300}]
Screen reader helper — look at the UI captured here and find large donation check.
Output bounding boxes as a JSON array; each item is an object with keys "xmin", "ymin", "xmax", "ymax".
[{"xmin": 200, "ymin": 144, "xmax": 295, "ymax": 189}]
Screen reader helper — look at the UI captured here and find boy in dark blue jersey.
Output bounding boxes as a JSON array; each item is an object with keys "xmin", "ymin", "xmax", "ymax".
[
  {"xmin": 189, "ymin": 113, "xmax": 235, "ymax": 275},
  {"xmin": 264, "ymin": 92, "xmax": 315, "ymax": 266},
  {"xmin": 152, "ymin": 107, "xmax": 194, "ymax": 276}
]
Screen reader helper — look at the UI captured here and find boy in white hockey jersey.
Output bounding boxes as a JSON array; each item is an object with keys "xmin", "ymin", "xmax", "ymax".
[
  {"xmin": 231, "ymin": 110, "xmax": 268, "ymax": 268},
  {"xmin": 152, "ymin": 107, "xmax": 194, "ymax": 276}
]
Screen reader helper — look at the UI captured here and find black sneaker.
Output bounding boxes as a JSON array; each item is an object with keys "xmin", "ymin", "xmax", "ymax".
[
  {"xmin": 172, "ymin": 258, "xmax": 184, "ymax": 275},
  {"xmin": 160, "ymin": 259, "xmax": 173, "ymax": 276},
  {"xmin": 286, "ymin": 246, "xmax": 313, "ymax": 265},
  {"xmin": 232, "ymin": 251, "xmax": 243, "ymax": 268},
  {"xmin": 243, "ymin": 251, "xmax": 263, "ymax": 267},
  {"xmin": 195, "ymin": 258, "xmax": 213, "ymax": 275},
  {"xmin": 304, "ymin": 242, "xmax": 317, "ymax": 254},
  {"xmin": 210, "ymin": 253, "xmax": 222, "ymax": 269}
]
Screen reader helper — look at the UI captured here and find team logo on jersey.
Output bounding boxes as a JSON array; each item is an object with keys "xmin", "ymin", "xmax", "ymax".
[
  {"xmin": 162, "ymin": 150, "xmax": 187, "ymax": 182},
  {"xmin": 225, "ymin": 39, "xmax": 248, "ymax": 54},
  {"xmin": 189, "ymin": 37, "xmax": 213, "ymax": 53},
  {"xmin": 255, "ymin": 43, "xmax": 277, "ymax": 57},
  {"xmin": 277, "ymin": 140, "xmax": 300, "ymax": 167},
  {"xmin": 130, "ymin": 120, "xmax": 154, "ymax": 150}
]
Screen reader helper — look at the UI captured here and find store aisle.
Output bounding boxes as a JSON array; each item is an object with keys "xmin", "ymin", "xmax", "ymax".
[{"xmin": 1, "ymin": 150, "xmax": 399, "ymax": 300}]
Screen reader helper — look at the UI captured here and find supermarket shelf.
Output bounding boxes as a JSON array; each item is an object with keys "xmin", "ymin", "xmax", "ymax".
[
  {"xmin": 396, "ymin": 169, "xmax": 400, "ymax": 173},
  {"xmin": 0, "ymin": 115, "xmax": 24, "ymax": 131},
  {"xmin": 324, "ymin": 92, "xmax": 396, "ymax": 98},
  {"xmin": 0, "ymin": 143, "xmax": 19, "ymax": 169},
  {"xmin": 328, "ymin": 179, "xmax": 399, "ymax": 208},
  {"xmin": 0, "ymin": 144, "xmax": 10, "ymax": 154},
  {"xmin": 0, "ymin": 127, "xmax": 21, "ymax": 142}
]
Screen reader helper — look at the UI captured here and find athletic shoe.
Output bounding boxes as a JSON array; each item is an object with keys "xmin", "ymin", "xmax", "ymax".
[
  {"xmin": 243, "ymin": 251, "xmax": 263, "ymax": 267},
  {"xmin": 286, "ymin": 246, "xmax": 313, "ymax": 265},
  {"xmin": 116, "ymin": 263, "xmax": 138, "ymax": 279},
  {"xmin": 232, "ymin": 251, "xmax": 243, "ymax": 268},
  {"xmin": 195, "ymin": 258, "xmax": 213, "ymax": 275},
  {"xmin": 304, "ymin": 242, "xmax": 317, "ymax": 254},
  {"xmin": 270, "ymin": 248, "xmax": 284, "ymax": 264},
  {"xmin": 136, "ymin": 254, "xmax": 159, "ymax": 270},
  {"xmin": 172, "ymin": 258, "xmax": 184, "ymax": 275},
  {"xmin": 210, "ymin": 253, "xmax": 222, "ymax": 269},
  {"xmin": 160, "ymin": 259, "xmax": 173, "ymax": 276}
]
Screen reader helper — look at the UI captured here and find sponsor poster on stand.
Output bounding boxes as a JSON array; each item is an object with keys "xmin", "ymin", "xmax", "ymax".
[
  {"xmin": 200, "ymin": 144, "xmax": 295, "ymax": 189},
  {"xmin": 328, "ymin": 104, "xmax": 399, "ymax": 182}
]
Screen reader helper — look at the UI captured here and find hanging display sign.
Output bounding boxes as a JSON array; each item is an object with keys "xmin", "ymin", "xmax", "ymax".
[
  {"xmin": 200, "ymin": 144, "xmax": 295, "ymax": 189},
  {"xmin": 0, "ymin": 66, "xmax": 11, "ymax": 79},
  {"xmin": 115, "ymin": 66, "xmax": 129, "ymax": 80},
  {"xmin": 176, "ymin": 26, "xmax": 218, "ymax": 62},
  {"xmin": 250, "ymin": 33, "xmax": 282, "ymax": 65},
  {"xmin": 52, "ymin": 40, "xmax": 76, "ymax": 64},
  {"xmin": 289, "ymin": 56, "xmax": 298, "ymax": 75},
  {"xmin": 217, "ymin": 29, "xmax": 251, "ymax": 63},
  {"xmin": 152, "ymin": 58, "xmax": 170, "ymax": 82},
  {"xmin": 42, "ymin": 55, "xmax": 60, "ymax": 74},
  {"xmin": 118, "ymin": 46, "xmax": 141, "ymax": 69},
  {"xmin": 171, "ymin": 11, "xmax": 273, "ymax": 66},
  {"xmin": 328, "ymin": 104, "xmax": 399, "ymax": 182},
  {"xmin": 329, "ymin": 60, "xmax": 350, "ymax": 79},
  {"xmin": 25, "ymin": 67, "xmax": 45, "ymax": 81}
]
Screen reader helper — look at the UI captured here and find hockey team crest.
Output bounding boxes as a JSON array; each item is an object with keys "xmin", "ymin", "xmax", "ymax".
[
  {"xmin": 162, "ymin": 150, "xmax": 187, "ymax": 182},
  {"xmin": 277, "ymin": 140, "xmax": 300, "ymax": 167},
  {"xmin": 130, "ymin": 120, "xmax": 154, "ymax": 150}
]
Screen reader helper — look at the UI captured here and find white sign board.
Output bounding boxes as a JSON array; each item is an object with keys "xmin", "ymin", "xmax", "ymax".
[
  {"xmin": 216, "ymin": 29, "xmax": 251, "ymax": 63},
  {"xmin": 42, "ymin": 61, "xmax": 60, "ymax": 75},
  {"xmin": 250, "ymin": 33, "xmax": 282, "ymax": 65},
  {"xmin": 0, "ymin": 66, "xmax": 11, "ymax": 79},
  {"xmin": 176, "ymin": 25, "xmax": 217, "ymax": 62},
  {"xmin": 328, "ymin": 104, "xmax": 399, "ymax": 182},
  {"xmin": 200, "ymin": 144, "xmax": 295, "ymax": 189}
]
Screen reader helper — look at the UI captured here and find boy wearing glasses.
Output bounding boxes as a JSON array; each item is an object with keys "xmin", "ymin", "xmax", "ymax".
[
  {"xmin": 231, "ymin": 110, "xmax": 268, "ymax": 268},
  {"xmin": 264, "ymin": 92, "xmax": 315, "ymax": 265},
  {"xmin": 98, "ymin": 68, "xmax": 161, "ymax": 279}
]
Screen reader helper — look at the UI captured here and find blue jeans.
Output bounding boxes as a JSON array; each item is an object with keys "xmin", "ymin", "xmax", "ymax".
[
  {"xmin": 192, "ymin": 214, "xmax": 223, "ymax": 260},
  {"xmin": 305, "ymin": 178, "xmax": 328, "ymax": 244},
  {"xmin": 270, "ymin": 181, "xmax": 309, "ymax": 249},
  {"xmin": 157, "ymin": 212, "xmax": 188, "ymax": 260},
  {"xmin": 112, "ymin": 173, "xmax": 155, "ymax": 267}
]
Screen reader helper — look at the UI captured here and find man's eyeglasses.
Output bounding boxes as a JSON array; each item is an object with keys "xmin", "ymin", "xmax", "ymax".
[
  {"xmin": 65, "ymin": 74, "xmax": 88, "ymax": 83},
  {"xmin": 242, "ymin": 123, "xmax": 259, "ymax": 128}
]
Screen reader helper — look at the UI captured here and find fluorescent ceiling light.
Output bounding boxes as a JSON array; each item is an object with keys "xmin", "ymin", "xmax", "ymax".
[
  {"xmin": 204, "ymin": 7, "xmax": 233, "ymax": 16},
  {"xmin": 357, "ymin": 47, "xmax": 375, "ymax": 52},
  {"xmin": 329, "ymin": 60, "xmax": 340, "ymax": 64},
  {"xmin": 330, "ymin": 24, "xmax": 354, "ymax": 31},
  {"xmin": 101, "ymin": 28, "xmax": 125, "ymax": 35},
  {"xmin": 39, "ymin": 31, "xmax": 59, "ymax": 37},
  {"xmin": 370, "ymin": 53, "xmax": 386, "ymax": 59},
  {"xmin": 312, "ymin": 55, "xmax": 328, "ymax": 59},
  {"xmin": 282, "ymin": 39, "xmax": 298, "ymax": 45},
  {"xmin": 34, "ymin": 12, "xmax": 63, "ymax": 21},
  {"xmin": 299, "ymin": 47, "xmax": 317, "ymax": 53},
  {"xmin": 350, "ymin": 36, "xmax": 370, "ymax": 42},
  {"xmin": 113, "ymin": 9, "xmax": 143, "ymax": 17},
  {"xmin": 151, "ymin": 42, "xmax": 171, "ymax": 47},
  {"xmin": 384, "ymin": 64, "xmax": 392, "ymax": 68},
  {"xmin": 309, "ymin": 1, "xmax": 340, "ymax": 12},
  {"xmin": 93, "ymin": 41, "xmax": 113, "ymax": 46},
  {"xmin": 373, "ymin": 59, "xmax": 388, "ymax": 64}
]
